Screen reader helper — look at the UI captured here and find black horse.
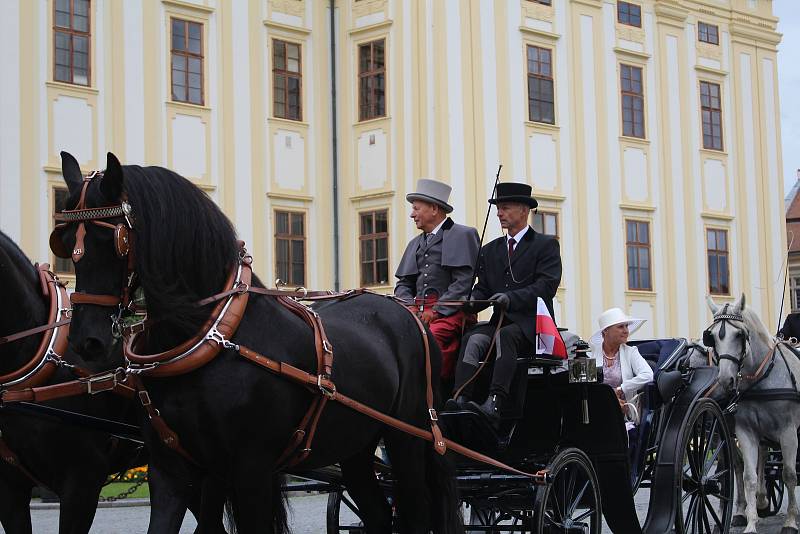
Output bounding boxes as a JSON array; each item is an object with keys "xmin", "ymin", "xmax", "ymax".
[
  {"xmin": 0, "ymin": 230, "xmax": 146, "ymax": 534},
  {"xmin": 53, "ymin": 151, "xmax": 463, "ymax": 534}
]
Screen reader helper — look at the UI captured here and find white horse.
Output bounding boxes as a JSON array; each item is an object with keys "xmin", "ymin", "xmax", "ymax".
[
  {"xmin": 686, "ymin": 339, "xmax": 772, "ymax": 528},
  {"xmin": 706, "ymin": 294, "xmax": 800, "ymax": 534}
]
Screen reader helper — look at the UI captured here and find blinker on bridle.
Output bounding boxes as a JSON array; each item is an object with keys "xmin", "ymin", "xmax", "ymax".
[
  {"xmin": 49, "ymin": 170, "xmax": 136, "ymax": 317},
  {"xmin": 703, "ymin": 304, "xmax": 749, "ymax": 369}
]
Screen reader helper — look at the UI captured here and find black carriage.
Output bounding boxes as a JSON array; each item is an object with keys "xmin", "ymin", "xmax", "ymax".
[{"xmin": 313, "ymin": 337, "xmax": 734, "ymax": 534}]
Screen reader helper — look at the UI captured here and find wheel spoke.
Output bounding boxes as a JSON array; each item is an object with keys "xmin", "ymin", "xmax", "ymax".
[
  {"xmin": 703, "ymin": 495, "xmax": 723, "ymax": 527},
  {"xmin": 572, "ymin": 507, "xmax": 596, "ymax": 523},
  {"xmin": 703, "ymin": 439, "xmax": 725, "ymax": 475},
  {"xmin": 566, "ymin": 480, "xmax": 590, "ymax": 518},
  {"xmin": 342, "ymin": 494, "xmax": 361, "ymax": 515}
]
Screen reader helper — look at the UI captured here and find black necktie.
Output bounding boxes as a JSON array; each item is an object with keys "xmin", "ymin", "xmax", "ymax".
[{"xmin": 508, "ymin": 237, "xmax": 516, "ymax": 257}]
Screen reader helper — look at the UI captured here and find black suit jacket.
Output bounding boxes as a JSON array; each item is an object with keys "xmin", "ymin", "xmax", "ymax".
[{"xmin": 472, "ymin": 227, "xmax": 562, "ymax": 343}]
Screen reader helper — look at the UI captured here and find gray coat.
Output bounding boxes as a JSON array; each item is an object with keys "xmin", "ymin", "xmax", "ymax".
[{"xmin": 395, "ymin": 218, "xmax": 480, "ymax": 316}]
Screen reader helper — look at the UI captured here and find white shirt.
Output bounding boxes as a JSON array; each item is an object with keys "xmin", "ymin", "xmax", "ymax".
[
  {"xmin": 506, "ymin": 226, "xmax": 529, "ymax": 252},
  {"xmin": 429, "ymin": 218, "xmax": 446, "ymax": 236}
]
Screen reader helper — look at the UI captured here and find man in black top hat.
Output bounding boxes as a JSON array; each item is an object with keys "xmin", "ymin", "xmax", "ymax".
[{"xmin": 446, "ymin": 182, "xmax": 562, "ymax": 424}]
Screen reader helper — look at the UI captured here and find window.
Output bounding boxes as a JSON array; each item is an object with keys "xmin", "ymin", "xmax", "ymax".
[
  {"xmin": 53, "ymin": 0, "xmax": 90, "ymax": 86},
  {"xmin": 617, "ymin": 1, "xmax": 641, "ymax": 27},
  {"xmin": 626, "ymin": 220, "xmax": 651, "ymax": 291},
  {"xmin": 170, "ymin": 18, "xmax": 203, "ymax": 105},
  {"xmin": 275, "ymin": 211, "xmax": 305, "ymax": 286},
  {"xmin": 707, "ymin": 228, "xmax": 730, "ymax": 295},
  {"xmin": 791, "ymin": 274, "xmax": 800, "ymax": 312},
  {"xmin": 358, "ymin": 39, "xmax": 386, "ymax": 121},
  {"xmin": 273, "ymin": 40, "xmax": 302, "ymax": 121},
  {"xmin": 527, "ymin": 45, "xmax": 555, "ymax": 125},
  {"xmin": 359, "ymin": 211, "xmax": 389, "ymax": 286},
  {"xmin": 620, "ymin": 64, "xmax": 645, "ymax": 138},
  {"xmin": 53, "ymin": 188, "xmax": 74, "ymax": 275},
  {"xmin": 698, "ymin": 22, "xmax": 719, "ymax": 45},
  {"xmin": 531, "ymin": 211, "xmax": 558, "ymax": 238},
  {"xmin": 700, "ymin": 81, "xmax": 723, "ymax": 151}
]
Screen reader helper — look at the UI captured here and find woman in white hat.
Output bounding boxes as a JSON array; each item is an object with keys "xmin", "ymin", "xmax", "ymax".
[{"xmin": 590, "ymin": 307, "xmax": 653, "ymax": 404}]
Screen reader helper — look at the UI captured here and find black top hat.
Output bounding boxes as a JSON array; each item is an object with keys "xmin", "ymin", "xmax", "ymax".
[{"xmin": 488, "ymin": 182, "xmax": 538, "ymax": 209}]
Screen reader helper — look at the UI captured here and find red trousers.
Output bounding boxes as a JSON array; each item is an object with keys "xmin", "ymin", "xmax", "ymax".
[{"xmin": 429, "ymin": 311, "xmax": 477, "ymax": 379}]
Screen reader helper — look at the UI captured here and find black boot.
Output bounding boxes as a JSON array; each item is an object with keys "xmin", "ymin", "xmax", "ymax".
[
  {"xmin": 466, "ymin": 394, "xmax": 501, "ymax": 425},
  {"xmin": 444, "ymin": 395, "xmax": 468, "ymax": 412}
]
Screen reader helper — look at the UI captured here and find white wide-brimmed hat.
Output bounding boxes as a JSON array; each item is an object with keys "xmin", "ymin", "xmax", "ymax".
[
  {"xmin": 589, "ymin": 307, "xmax": 646, "ymax": 345},
  {"xmin": 406, "ymin": 178, "xmax": 454, "ymax": 213}
]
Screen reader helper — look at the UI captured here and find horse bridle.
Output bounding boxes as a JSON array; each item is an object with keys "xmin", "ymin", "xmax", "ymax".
[
  {"xmin": 49, "ymin": 171, "xmax": 137, "ymax": 334},
  {"xmin": 703, "ymin": 305, "xmax": 750, "ymax": 371}
]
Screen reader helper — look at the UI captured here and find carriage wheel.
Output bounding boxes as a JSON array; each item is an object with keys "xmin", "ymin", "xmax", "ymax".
[
  {"xmin": 675, "ymin": 398, "xmax": 734, "ymax": 534},
  {"xmin": 534, "ymin": 447, "xmax": 602, "ymax": 534},
  {"xmin": 326, "ymin": 489, "xmax": 365, "ymax": 534},
  {"xmin": 763, "ymin": 475, "xmax": 785, "ymax": 517},
  {"xmin": 466, "ymin": 501, "xmax": 502, "ymax": 534}
]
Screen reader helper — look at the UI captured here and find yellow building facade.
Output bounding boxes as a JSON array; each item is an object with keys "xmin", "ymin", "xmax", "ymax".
[{"xmin": 0, "ymin": 0, "xmax": 786, "ymax": 339}]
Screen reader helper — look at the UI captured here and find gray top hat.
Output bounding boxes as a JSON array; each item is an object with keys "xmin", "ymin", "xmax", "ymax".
[{"xmin": 406, "ymin": 178, "xmax": 454, "ymax": 213}]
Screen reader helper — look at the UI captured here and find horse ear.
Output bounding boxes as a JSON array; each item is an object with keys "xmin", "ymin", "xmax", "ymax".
[
  {"xmin": 60, "ymin": 151, "xmax": 83, "ymax": 195},
  {"xmin": 739, "ymin": 293, "xmax": 746, "ymax": 310},
  {"xmin": 706, "ymin": 295, "xmax": 720, "ymax": 314},
  {"xmin": 100, "ymin": 152, "xmax": 124, "ymax": 201}
]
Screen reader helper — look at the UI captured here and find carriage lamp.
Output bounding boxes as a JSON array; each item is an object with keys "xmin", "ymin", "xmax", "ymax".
[{"xmin": 569, "ymin": 340, "xmax": 596, "ymax": 425}]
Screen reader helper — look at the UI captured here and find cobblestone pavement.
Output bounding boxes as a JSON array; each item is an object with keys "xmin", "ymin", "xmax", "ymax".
[{"xmin": 8, "ymin": 489, "xmax": 792, "ymax": 533}]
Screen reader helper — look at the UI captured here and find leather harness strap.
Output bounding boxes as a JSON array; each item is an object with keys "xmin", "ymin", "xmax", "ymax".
[
  {"xmin": 235, "ymin": 339, "xmax": 546, "ymax": 480},
  {"xmin": 0, "ymin": 436, "xmax": 50, "ymax": 489},
  {"xmin": 0, "ymin": 265, "xmax": 71, "ymax": 389},
  {"xmin": 0, "ymin": 319, "xmax": 71, "ymax": 347}
]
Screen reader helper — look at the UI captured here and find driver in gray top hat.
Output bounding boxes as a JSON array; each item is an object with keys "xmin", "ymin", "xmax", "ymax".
[{"xmin": 395, "ymin": 178, "xmax": 480, "ymax": 384}]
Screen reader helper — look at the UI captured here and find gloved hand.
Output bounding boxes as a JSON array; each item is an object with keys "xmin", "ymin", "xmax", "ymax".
[
  {"xmin": 420, "ymin": 308, "xmax": 439, "ymax": 324},
  {"xmin": 489, "ymin": 292, "xmax": 510, "ymax": 310}
]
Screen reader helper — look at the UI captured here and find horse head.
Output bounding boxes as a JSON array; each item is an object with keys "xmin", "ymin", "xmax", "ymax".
[
  {"xmin": 704, "ymin": 294, "xmax": 751, "ymax": 394},
  {"xmin": 52, "ymin": 151, "xmax": 240, "ymax": 363},
  {"xmin": 51, "ymin": 151, "xmax": 131, "ymax": 362}
]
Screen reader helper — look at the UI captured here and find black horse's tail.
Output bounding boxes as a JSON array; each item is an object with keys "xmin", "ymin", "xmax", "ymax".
[
  {"xmin": 272, "ymin": 473, "xmax": 290, "ymax": 534},
  {"xmin": 426, "ymin": 445, "xmax": 465, "ymax": 534}
]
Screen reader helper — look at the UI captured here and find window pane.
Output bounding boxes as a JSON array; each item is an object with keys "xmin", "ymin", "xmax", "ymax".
[
  {"xmin": 292, "ymin": 239, "xmax": 304, "ymax": 262},
  {"xmin": 360, "ymin": 213, "xmax": 373, "ymax": 235},
  {"xmin": 172, "ymin": 54, "xmax": 186, "ymax": 72},
  {"xmin": 374, "ymin": 41, "xmax": 385, "ymax": 68},
  {"xmin": 55, "ymin": 0, "xmax": 70, "ymax": 27},
  {"xmin": 74, "ymin": 14, "xmax": 89, "ymax": 33},
  {"xmin": 532, "ymin": 213, "xmax": 543, "ymax": 233},
  {"xmin": 545, "ymin": 214, "xmax": 557, "ymax": 236},
  {"xmin": 172, "ymin": 20, "xmax": 185, "ymax": 51},
  {"xmin": 639, "ymin": 248, "xmax": 649, "ymax": 268},
  {"xmin": 375, "ymin": 211, "xmax": 388, "ymax": 233},
  {"xmin": 274, "ymin": 41, "xmax": 285, "ymax": 70},
  {"xmin": 359, "ymin": 44, "xmax": 370, "ymax": 73},
  {"xmin": 377, "ymin": 260, "xmax": 389, "ymax": 285},
  {"xmin": 188, "ymin": 87, "xmax": 202, "ymax": 104},
  {"xmin": 719, "ymin": 255, "xmax": 729, "ymax": 292},
  {"xmin": 173, "ymin": 83, "xmax": 186, "ymax": 102},
  {"xmin": 291, "ymin": 213, "xmax": 304, "ymax": 235},
  {"xmin": 188, "ymin": 57, "xmax": 201, "ymax": 76},
  {"xmin": 708, "ymin": 256, "xmax": 718, "ymax": 292},
  {"xmin": 707, "ymin": 229, "xmax": 716, "ymax": 250},
  {"xmin": 363, "ymin": 239, "xmax": 374, "ymax": 261},
  {"xmin": 276, "ymin": 212, "xmax": 289, "ymax": 234},
  {"xmin": 376, "ymin": 237, "xmax": 388, "ymax": 260},
  {"xmin": 277, "ymin": 240, "xmax": 289, "ymax": 281},
  {"xmin": 362, "ymin": 265, "xmax": 375, "ymax": 285},
  {"xmin": 717, "ymin": 231, "xmax": 727, "ymax": 250}
]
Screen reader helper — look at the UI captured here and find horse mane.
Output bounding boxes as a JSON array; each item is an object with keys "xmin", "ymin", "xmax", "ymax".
[
  {"xmin": 120, "ymin": 165, "xmax": 239, "ymax": 336},
  {"xmin": 741, "ymin": 304, "xmax": 775, "ymax": 349},
  {"xmin": 0, "ymin": 230, "xmax": 42, "ymax": 332}
]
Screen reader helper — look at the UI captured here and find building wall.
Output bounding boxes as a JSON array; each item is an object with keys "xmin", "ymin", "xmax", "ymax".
[{"xmin": 0, "ymin": 0, "xmax": 786, "ymax": 340}]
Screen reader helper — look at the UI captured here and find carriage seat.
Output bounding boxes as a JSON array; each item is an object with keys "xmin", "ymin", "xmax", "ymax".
[{"xmin": 630, "ymin": 339, "xmax": 682, "ymax": 375}]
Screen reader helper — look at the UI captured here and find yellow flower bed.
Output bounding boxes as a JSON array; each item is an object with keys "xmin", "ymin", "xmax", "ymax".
[{"xmin": 107, "ymin": 465, "xmax": 148, "ymax": 483}]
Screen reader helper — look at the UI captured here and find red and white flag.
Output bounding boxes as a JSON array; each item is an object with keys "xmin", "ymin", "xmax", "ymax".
[{"xmin": 535, "ymin": 297, "xmax": 567, "ymax": 358}]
